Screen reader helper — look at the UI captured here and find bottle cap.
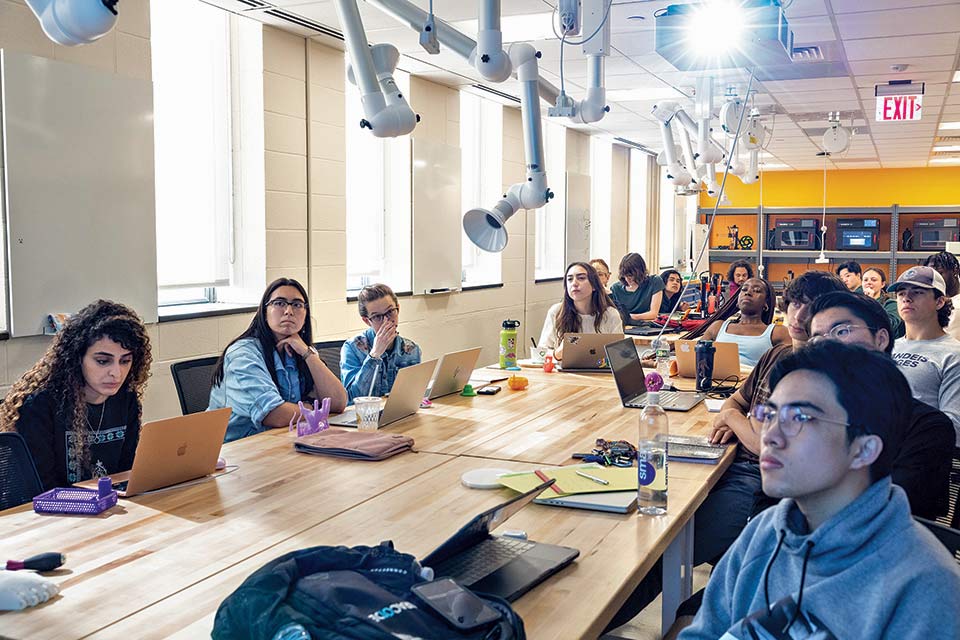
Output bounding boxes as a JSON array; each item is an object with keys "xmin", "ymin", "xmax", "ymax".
[{"xmin": 98, "ymin": 476, "xmax": 112, "ymax": 498}]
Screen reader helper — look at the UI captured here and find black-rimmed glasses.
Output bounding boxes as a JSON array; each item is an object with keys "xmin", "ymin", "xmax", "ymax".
[{"xmin": 368, "ymin": 307, "xmax": 398, "ymax": 323}]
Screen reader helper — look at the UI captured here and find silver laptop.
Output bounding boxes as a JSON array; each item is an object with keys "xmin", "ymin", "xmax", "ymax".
[
  {"xmin": 427, "ymin": 346, "xmax": 482, "ymax": 399},
  {"xmin": 558, "ymin": 333, "xmax": 625, "ymax": 372},
  {"xmin": 604, "ymin": 338, "xmax": 703, "ymax": 412},
  {"xmin": 76, "ymin": 408, "xmax": 231, "ymax": 497},
  {"xmin": 535, "ymin": 491, "xmax": 638, "ymax": 514},
  {"xmin": 330, "ymin": 359, "xmax": 438, "ymax": 428}
]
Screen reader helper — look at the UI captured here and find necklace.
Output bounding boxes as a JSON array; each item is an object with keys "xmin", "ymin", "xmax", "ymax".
[{"xmin": 87, "ymin": 398, "xmax": 108, "ymax": 478}]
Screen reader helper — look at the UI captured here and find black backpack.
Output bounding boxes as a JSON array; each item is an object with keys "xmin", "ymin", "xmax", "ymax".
[{"xmin": 212, "ymin": 541, "xmax": 525, "ymax": 640}]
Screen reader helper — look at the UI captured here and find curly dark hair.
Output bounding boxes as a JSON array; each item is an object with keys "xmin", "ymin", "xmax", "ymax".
[{"xmin": 0, "ymin": 300, "xmax": 152, "ymax": 477}]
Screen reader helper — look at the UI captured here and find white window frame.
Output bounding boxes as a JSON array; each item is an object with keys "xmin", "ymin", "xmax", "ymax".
[
  {"xmin": 345, "ymin": 71, "xmax": 412, "ymax": 294},
  {"xmin": 460, "ymin": 91, "xmax": 503, "ymax": 287},
  {"xmin": 589, "ymin": 136, "xmax": 613, "ymax": 263},
  {"xmin": 151, "ymin": 1, "xmax": 265, "ymax": 308},
  {"xmin": 535, "ymin": 120, "xmax": 567, "ymax": 280}
]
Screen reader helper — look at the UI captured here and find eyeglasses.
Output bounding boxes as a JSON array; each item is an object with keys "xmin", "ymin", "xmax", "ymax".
[
  {"xmin": 809, "ymin": 324, "xmax": 873, "ymax": 343},
  {"xmin": 368, "ymin": 307, "xmax": 398, "ymax": 323},
  {"xmin": 266, "ymin": 298, "xmax": 307, "ymax": 312},
  {"xmin": 751, "ymin": 402, "xmax": 849, "ymax": 437}
]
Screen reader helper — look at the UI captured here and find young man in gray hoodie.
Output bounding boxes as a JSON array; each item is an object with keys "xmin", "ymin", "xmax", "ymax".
[{"xmin": 680, "ymin": 342, "xmax": 960, "ymax": 639}]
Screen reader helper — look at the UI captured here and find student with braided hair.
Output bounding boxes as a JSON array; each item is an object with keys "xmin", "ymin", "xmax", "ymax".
[{"xmin": 0, "ymin": 300, "xmax": 152, "ymax": 490}]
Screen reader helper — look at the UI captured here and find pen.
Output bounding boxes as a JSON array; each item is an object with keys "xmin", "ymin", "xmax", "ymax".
[
  {"xmin": 575, "ymin": 470, "xmax": 609, "ymax": 485},
  {"xmin": 534, "ymin": 469, "xmax": 563, "ymax": 494}
]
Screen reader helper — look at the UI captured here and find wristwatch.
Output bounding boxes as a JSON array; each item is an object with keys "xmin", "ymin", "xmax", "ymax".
[{"xmin": 303, "ymin": 346, "xmax": 319, "ymax": 361}]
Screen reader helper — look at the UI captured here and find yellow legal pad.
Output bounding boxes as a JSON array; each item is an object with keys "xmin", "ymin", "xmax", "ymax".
[{"xmin": 498, "ymin": 465, "xmax": 638, "ymax": 498}]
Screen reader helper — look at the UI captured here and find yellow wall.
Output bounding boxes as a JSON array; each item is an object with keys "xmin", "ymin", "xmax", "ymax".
[{"xmin": 701, "ymin": 167, "xmax": 960, "ymax": 209}]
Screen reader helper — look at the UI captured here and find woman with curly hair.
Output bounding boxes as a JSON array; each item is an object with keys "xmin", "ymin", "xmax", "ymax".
[
  {"xmin": 209, "ymin": 278, "xmax": 347, "ymax": 442},
  {"xmin": 0, "ymin": 300, "xmax": 152, "ymax": 490}
]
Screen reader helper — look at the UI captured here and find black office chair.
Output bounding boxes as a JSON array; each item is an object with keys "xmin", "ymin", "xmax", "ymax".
[
  {"xmin": 314, "ymin": 340, "xmax": 346, "ymax": 380},
  {"xmin": 170, "ymin": 356, "xmax": 220, "ymax": 415},
  {"xmin": 936, "ymin": 447, "xmax": 960, "ymax": 530},
  {"xmin": 0, "ymin": 432, "xmax": 44, "ymax": 510},
  {"xmin": 916, "ymin": 517, "xmax": 960, "ymax": 565}
]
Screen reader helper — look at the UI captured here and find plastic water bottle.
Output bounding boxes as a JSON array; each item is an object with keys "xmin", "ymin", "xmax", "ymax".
[
  {"xmin": 637, "ymin": 372, "xmax": 668, "ymax": 515},
  {"xmin": 651, "ymin": 337, "xmax": 671, "ymax": 378}
]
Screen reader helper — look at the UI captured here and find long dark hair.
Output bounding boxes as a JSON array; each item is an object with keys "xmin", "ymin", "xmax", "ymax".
[
  {"xmin": 660, "ymin": 269, "xmax": 682, "ymax": 309},
  {"xmin": 212, "ymin": 278, "xmax": 314, "ymax": 391},
  {"xmin": 554, "ymin": 262, "xmax": 615, "ymax": 342},
  {"xmin": 0, "ymin": 300, "xmax": 152, "ymax": 477}
]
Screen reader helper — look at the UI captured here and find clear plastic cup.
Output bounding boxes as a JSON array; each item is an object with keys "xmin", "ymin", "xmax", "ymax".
[{"xmin": 353, "ymin": 396, "xmax": 381, "ymax": 432}]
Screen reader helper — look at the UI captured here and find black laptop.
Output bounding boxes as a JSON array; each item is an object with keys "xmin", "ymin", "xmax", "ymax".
[
  {"xmin": 422, "ymin": 480, "xmax": 580, "ymax": 602},
  {"xmin": 604, "ymin": 338, "xmax": 703, "ymax": 411}
]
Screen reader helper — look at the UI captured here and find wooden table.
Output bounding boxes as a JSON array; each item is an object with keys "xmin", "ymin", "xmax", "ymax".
[{"xmin": 0, "ymin": 368, "xmax": 733, "ymax": 639}]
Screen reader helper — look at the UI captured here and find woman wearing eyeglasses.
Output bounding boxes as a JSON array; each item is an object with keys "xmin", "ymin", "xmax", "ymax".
[
  {"xmin": 209, "ymin": 278, "xmax": 348, "ymax": 442},
  {"xmin": 340, "ymin": 283, "xmax": 421, "ymax": 401}
]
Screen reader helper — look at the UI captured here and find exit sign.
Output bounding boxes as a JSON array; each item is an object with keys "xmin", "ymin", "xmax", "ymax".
[{"xmin": 875, "ymin": 94, "xmax": 923, "ymax": 121}]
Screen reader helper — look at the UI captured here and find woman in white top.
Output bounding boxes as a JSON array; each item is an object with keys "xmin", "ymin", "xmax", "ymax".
[
  {"xmin": 539, "ymin": 262, "xmax": 623, "ymax": 360},
  {"xmin": 701, "ymin": 277, "xmax": 789, "ymax": 367}
]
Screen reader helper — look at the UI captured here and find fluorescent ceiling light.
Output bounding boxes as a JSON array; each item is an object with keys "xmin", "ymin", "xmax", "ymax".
[
  {"xmin": 953, "ymin": 70, "xmax": 960, "ymax": 82},
  {"xmin": 759, "ymin": 163, "xmax": 789, "ymax": 169},
  {"xmin": 930, "ymin": 157, "xmax": 960, "ymax": 163},
  {"xmin": 939, "ymin": 121, "xmax": 960, "ymax": 130},
  {"xmin": 606, "ymin": 87, "xmax": 686, "ymax": 102},
  {"xmin": 933, "ymin": 145, "xmax": 960, "ymax": 152},
  {"xmin": 453, "ymin": 13, "xmax": 556, "ymax": 43}
]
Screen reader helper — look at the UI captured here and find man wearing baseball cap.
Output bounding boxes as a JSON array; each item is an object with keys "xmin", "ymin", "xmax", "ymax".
[{"xmin": 889, "ymin": 266, "xmax": 960, "ymax": 444}]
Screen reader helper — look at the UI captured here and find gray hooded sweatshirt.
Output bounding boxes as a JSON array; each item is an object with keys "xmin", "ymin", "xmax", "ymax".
[{"xmin": 680, "ymin": 478, "xmax": 960, "ymax": 639}]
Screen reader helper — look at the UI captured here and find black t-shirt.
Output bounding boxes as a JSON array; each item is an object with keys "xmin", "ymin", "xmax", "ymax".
[{"xmin": 17, "ymin": 389, "xmax": 141, "ymax": 490}]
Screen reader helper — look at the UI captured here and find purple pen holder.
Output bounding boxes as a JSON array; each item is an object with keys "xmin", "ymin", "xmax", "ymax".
[{"xmin": 33, "ymin": 476, "xmax": 118, "ymax": 515}]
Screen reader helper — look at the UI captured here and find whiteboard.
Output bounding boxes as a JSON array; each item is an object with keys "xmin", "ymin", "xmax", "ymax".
[
  {"xmin": 411, "ymin": 138, "xmax": 461, "ymax": 295},
  {"xmin": 1, "ymin": 51, "xmax": 158, "ymax": 336}
]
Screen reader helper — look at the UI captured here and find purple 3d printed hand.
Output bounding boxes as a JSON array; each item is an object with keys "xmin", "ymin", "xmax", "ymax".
[{"xmin": 289, "ymin": 398, "xmax": 331, "ymax": 437}]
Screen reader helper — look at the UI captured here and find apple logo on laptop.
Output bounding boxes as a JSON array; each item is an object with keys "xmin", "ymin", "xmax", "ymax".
[
  {"xmin": 453, "ymin": 366, "xmax": 462, "ymax": 380},
  {"xmin": 588, "ymin": 348, "xmax": 597, "ymax": 355},
  {"xmin": 177, "ymin": 443, "xmax": 187, "ymax": 456}
]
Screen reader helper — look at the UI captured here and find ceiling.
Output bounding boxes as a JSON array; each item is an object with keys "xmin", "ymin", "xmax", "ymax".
[{"xmin": 206, "ymin": 0, "xmax": 960, "ymax": 171}]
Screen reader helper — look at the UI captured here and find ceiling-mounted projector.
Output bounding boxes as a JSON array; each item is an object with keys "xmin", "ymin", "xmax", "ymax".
[{"xmin": 655, "ymin": 0, "xmax": 793, "ymax": 71}]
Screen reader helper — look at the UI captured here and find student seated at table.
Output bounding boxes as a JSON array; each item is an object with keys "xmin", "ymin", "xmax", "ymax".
[
  {"xmin": 340, "ymin": 283, "xmax": 421, "ymax": 401},
  {"xmin": 679, "ymin": 342, "xmax": 960, "ymax": 639},
  {"xmin": 925, "ymin": 250, "xmax": 960, "ymax": 341},
  {"xmin": 726, "ymin": 260, "xmax": 753, "ymax": 297},
  {"xmin": 700, "ymin": 277, "xmax": 789, "ymax": 367},
  {"xmin": 807, "ymin": 290, "xmax": 953, "ymax": 519},
  {"xmin": 609, "ymin": 252, "xmax": 664, "ymax": 323},
  {"xmin": 888, "ymin": 266, "xmax": 960, "ymax": 444},
  {"xmin": 538, "ymin": 262, "xmax": 622, "ymax": 359},
  {"xmin": 860, "ymin": 266, "xmax": 904, "ymax": 338},
  {"xmin": 0, "ymin": 300, "xmax": 152, "ymax": 490},
  {"xmin": 659, "ymin": 269, "xmax": 690, "ymax": 314},
  {"xmin": 836, "ymin": 259, "xmax": 862, "ymax": 291},
  {"xmin": 208, "ymin": 278, "xmax": 347, "ymax": 442},
  {"xmin": 590, "ymin": 258, "xmax": 612, "ymax": 292}
]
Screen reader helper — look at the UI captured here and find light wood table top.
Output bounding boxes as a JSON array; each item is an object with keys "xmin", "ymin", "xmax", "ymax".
[
  {"xmin": 92, "ymin": 454, "xmax": 728, "ymax": 640},
  {"xmin": 0, "ymin": 367, "xmax": 734, "ymax": 640}
]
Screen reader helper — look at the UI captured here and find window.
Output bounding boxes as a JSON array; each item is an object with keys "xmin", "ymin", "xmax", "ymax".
[
  {"xmin": 535, "ymin": 120, "xmax": 567, "ymax": 280},
  {"xmin": 460, "ymin": 91, "xmax": 503, "ymax": 286},
  {"xmin": 151, "ymin": 0, "xmax": 264, "ymax": 306},
  {"xmin": 590, "ymin": 136, "xmax": 613, "ymax": 263},
  {"xmin": 345, "ymin": 71, "xmax": 412, "ymax": 293},
  {"xmin": 628, "ymin": 148, "xmax": 649, "ymax": 254}
]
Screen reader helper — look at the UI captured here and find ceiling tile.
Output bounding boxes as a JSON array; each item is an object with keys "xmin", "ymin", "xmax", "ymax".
[
  {"xmin": 847, "ymin": 55, "xmax": 957, "ymax": 76},
  {"xmin": 783, "ymin": 0, "xmax": 829, "ymax": 19},
  {"xmin": 835, "ymin": 5, "xmax": 960, "ymax": 39},
  {"xmin": 854, "ymin": 72, "xmax": 951, "ymax": 88},
  {"xmin": 790, "ymin": 15, "xmax": 838, "ymax": 43},
  {"xmin": 844, "ymin": 33, "xmax": 960, "ymax": 61}
]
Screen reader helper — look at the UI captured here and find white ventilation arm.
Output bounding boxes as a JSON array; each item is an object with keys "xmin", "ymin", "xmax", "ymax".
[
  {"xmin": 659, "ymin": 121, "xmax": 692, "ymax": 187},
  {"xmin": 472, "ymin": 0, "xmax": 512, "ymax": 82},
  {"xmin": 25, "ymin": 0, "xmax": 118, "ymax": 46},
  {"xmin": 337, "ymin": 0, "xmax": 417, "ymax": 138},
  {"xmin": 741, "ymin": 148, "xmax": 760, "ymax": 184}
]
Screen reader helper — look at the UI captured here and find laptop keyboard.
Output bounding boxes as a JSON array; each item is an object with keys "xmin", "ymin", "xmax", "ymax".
[
  {"xmin": 626, "ymin": 390, "xmax": 681, "ymax": 408},
  {"xmin": 432, "ymin": 537, "xmax": 535, "ymax": 586}
]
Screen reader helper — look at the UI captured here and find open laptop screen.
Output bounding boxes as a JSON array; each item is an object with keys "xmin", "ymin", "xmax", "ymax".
[
  {"xmin": 605, "ymin": 338, "xmax": 647, "ymax": 404},
  {"xmin": 422, "ymin": 479, "xmax": 554, "ymax": 567}
]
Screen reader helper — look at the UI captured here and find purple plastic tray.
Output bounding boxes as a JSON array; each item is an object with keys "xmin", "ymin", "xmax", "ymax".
[{"xmin": 33, "ymin": 486, "xmax": 118, "ymax": 516}]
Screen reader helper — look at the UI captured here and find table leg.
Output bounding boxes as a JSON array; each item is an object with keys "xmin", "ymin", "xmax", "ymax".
[{"xmin": 661, "ymin": 513, "xmax": 694, "ymax": 634}]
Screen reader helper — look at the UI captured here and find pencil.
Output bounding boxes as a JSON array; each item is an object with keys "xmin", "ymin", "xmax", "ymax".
[{"xmin": 534, "ymin": 469, "xmax": 563, "ymax": 494}]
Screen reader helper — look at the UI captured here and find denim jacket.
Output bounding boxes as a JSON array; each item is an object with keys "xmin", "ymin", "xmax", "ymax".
[
  {"xmin": 208, "ymin": 337, "xmax": 309, "ymax": 442},
  {"xmin": 340, "ymin": 329, "xmax": 421, "ymax": 401}
]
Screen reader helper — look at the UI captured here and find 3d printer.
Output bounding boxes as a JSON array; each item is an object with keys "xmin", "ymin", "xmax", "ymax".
[
  {"xmin": 836, "ymin": 218, "xmax": 880, "ymax": 251},
  {"xmin": 912, "ymin": 219, "xmax": 959, "ymax": 251},
  {"xmin": 768, "ymin": 219, "xmax": 821, "ymax": 250}
]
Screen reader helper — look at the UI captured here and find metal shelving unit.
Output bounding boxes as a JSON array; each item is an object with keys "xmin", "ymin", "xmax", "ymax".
[{"xmin": 700, "ymin": 204, "xmax": 959, "ymax": 279}]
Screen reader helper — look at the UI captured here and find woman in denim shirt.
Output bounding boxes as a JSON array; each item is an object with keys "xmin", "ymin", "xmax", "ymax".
[
  {"xmin": 340, "ymin": 284, "xmax": 421, "ymax": 401},
  {"xmin": 209, "ymin": 278, "xmax": 348, "ymax": 442}
]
